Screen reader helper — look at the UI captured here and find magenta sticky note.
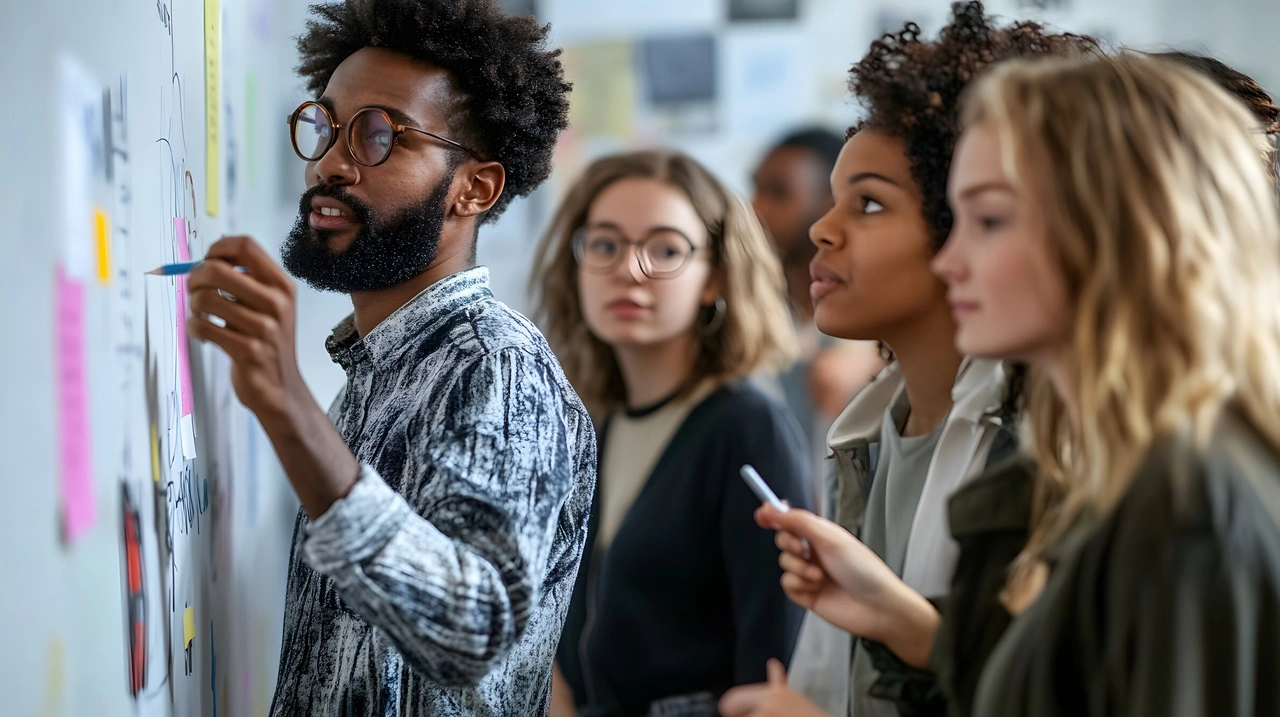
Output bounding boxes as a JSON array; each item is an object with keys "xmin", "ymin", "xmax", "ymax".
[
  {"xmin": 55, "ymin": 264, "xmax": 95, "ymax": 541},
  {"xmin": 176, "ymin": 218, "xmax": 190, "ymax": 263},
  {"xmin": 175, "ymin": 218, "xmax": 195, "ymax": 418},
  {"xmin": 174, "ymin": 218, "xmax": 198, "ymax": 459}
]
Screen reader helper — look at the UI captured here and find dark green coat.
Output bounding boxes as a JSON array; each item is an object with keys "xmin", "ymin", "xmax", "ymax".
[
  {"xmin": 973, "ymin": 413, "xmax": 1280, "ymax": 716},
  {"xmin": 873, "ymin": 412, "xmax": 1280, "ymax": 717}
]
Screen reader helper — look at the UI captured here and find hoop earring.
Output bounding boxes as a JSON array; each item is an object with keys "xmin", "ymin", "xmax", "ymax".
[{"xmin": 699, "ymin": 297, "xmax": 727, "ymax": 336}]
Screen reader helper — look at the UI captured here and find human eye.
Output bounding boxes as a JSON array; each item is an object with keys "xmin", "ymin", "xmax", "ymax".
[
  {"xmin": 979, "ymin": 216, "xmax": 1007, "ymax": 232},
  {"xmin": 586, "ymin": 236, "xmax": 619, "ymax": 255}
]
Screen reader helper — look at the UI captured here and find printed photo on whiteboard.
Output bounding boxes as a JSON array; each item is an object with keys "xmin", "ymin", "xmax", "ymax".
[
  {"xmin": 728, "ymin": 0, "xmax": 799, "ymax": 22},
  {"xmin": 640, "ymin": 34, "xmax": 717, "ymax": 105},
  {"xmin": 500, "ymin": 0, "xmax": 536, "ymax": 16}
]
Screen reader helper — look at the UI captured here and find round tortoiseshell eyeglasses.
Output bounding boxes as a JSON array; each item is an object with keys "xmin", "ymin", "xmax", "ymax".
[{"xmin": 286, "ymin": 100, "xmax": 482, "ymax": 167}]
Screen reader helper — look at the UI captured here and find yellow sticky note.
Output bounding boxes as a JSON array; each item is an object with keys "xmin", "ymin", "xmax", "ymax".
[
  {"xmin": 183, "ymin": 605, "xmax": 196, "ymax": 648},
  {"xmin": 94, "ymin": 207, "xmax": 111, "ymax": 284},
  {"xmin": 204, "ymin": 0, "xmax": 221, "ymax": 217},
  {"xmin": 40, "ymin": 636, "xmax": 66, "ymax": 717},
  {"xmin": 149, "ymin": 424, "xmax": 161, "ymax": 482},
  {"xmin": 564, "ymin": 41, "xmax": 637, "ymax": 138}
]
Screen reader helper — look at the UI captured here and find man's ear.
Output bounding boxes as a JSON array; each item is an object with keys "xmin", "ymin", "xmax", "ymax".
[{"xmin": 454, "ymin": 161, "xmax": 506, "ymax": 218}]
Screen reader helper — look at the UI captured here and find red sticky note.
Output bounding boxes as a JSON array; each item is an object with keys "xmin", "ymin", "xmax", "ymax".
[
  {"xmin": 55, "ymin": 264, "xmax": 95, "ymax": 541},
  {"xmin": 175, "ymin": 218, "xmax": 197, "ymax": 459}
]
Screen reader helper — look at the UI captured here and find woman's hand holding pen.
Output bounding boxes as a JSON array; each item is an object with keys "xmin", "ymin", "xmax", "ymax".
[{"xmin": 755, "ymin": 505, "xmax": 941, "ymax": 669}]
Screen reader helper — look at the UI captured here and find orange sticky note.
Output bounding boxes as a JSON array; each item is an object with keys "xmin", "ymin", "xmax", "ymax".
[{"xmin": 94, "ymin": 207, "xmax": 111, "ymax": 284}]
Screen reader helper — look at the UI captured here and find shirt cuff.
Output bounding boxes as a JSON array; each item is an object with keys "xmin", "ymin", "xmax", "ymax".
[{"xmin": 303, "ymin": 464, "xmax": 412, "ymax": 576}]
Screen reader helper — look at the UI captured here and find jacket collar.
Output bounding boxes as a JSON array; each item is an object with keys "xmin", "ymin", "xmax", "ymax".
[{"xmin": 827, "ymin": 357, "xmax": 1008, "ymax": 450}]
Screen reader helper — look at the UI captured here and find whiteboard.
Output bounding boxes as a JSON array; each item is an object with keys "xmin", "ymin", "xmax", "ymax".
[
  {"xmin": 0, "ymin": 0, "xmax": 303, "ymax": 714},
  {"xmin": 3, "ymin": 1, "xmax": 1271, "ymax": 716}
]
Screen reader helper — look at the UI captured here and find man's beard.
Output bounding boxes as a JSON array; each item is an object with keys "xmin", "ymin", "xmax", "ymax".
[{"xmin": 282, "ymin": 175, "xmax": 452, "ymax": 293}]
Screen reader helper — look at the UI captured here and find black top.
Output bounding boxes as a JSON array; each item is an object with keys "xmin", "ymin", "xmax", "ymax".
[{"xmin": 558, "ymin": 379, "xmax": 812, "ymax": 717}]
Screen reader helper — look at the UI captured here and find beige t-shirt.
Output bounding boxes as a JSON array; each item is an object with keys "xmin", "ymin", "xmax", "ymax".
[{"xmin": 596, "ymin": 382, "xmax": 718, "ymax": 550}]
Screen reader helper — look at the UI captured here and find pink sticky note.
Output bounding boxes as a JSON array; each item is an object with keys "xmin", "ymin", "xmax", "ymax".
[
  {"xmin": 55, "ymin": 264, "xmax": 95, "ymax": 541},
  {"xmin": 175, "ymin": 218, "xmax": 198, "ymax": 459}
]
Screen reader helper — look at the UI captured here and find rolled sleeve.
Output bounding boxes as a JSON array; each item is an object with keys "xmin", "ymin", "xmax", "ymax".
[{"xmin": 304, "ymin": 465, "xmax": 411, "ymax": 573}]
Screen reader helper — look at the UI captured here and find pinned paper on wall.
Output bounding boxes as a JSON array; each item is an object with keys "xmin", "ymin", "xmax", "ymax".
[
  {"xmin": 205, "ymin": 0, "xmax": 221, "ymax": 216},
  {"xmin": 59, "ymin": 54, "xmax": 105, "ymax": 281},
  {"xmin": 245, "ymin": 71, "xmax": 259, "ymax": 188},
  {"xmin": 39, "ymin": 636, "xmax": 66, "ymax": 717},
  {"xmin": 175, "ymin": 218, "xmax": 198, "ymax": 459},
  {"xmin": 638, "ymin": 34, "xmax": 719, "ymax": 134},
  {"xmin": 728, "ymin": 0, "xmax": 798, "ymax": 22},
  {"xmin": 639, "ymin": 34, "xmax": 717, "ymax": 106},
  {"xmin": 55, "ymin": 264, "xmax": 95, "ymax": 542},
  {"xmin": 1017, "ymin": 0, "xmax": 1070, "ymax": 9},
  {"xmin": 499, "ymin": 0, "xmax": 536, "ymax": 16},
  {"xmin": 563, "ymin": 41, "xmax": 637, "ymax": 137},
  {"xmin": 549, "ymin": 0, "xmax": 716, "ymax": 40},
  {"xmin": 94, "ymin": 207, "xmax": 111, "ymax": 284},
  {"xmin": 724, "ymin": 33, "xmax": 814, "ymax": 137}
]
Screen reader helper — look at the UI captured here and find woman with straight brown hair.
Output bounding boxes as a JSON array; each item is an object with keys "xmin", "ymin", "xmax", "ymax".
[{"xmin": 531, "ymin": 149, "xmax": 811, "ymax": 717}]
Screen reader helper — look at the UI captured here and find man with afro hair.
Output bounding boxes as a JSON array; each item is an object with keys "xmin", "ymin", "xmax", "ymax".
[{"xmin": 183, "ymin": 1, "xmax": 595, "ymax": 714}]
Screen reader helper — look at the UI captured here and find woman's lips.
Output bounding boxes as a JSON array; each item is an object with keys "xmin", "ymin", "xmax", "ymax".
[{"xmin": 606, "ymin": 299, "xmax": 651, "ymax": 319}]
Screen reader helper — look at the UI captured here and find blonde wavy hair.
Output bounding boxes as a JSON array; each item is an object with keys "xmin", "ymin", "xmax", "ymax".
[
  {"xmin": 530, "ymin": 150, "xmax": 796, "ymax": 415},
  {"xmin": 962, "ymin": 53, "xmax": 1280, "ymax": 574}
]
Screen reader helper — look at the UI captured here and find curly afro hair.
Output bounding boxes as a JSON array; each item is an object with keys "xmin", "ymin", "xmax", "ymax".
[
  {"xmin": 296, "ymin": 0, "xmax": 571, "ymax": 224},
  {"xmin": 848, "ymin": 1, "xmax": 1098, "ymax": 250}
]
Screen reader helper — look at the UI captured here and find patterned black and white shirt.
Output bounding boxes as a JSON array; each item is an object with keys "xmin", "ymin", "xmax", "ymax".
[{"xmin": 269, "ymin": 267, "xmax": 596, "ymax": 716}]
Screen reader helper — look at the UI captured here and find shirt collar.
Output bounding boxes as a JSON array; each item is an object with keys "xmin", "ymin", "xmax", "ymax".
[{"xmin": 326, "ymin": 267, "xmax": 492, "ymax": 372}]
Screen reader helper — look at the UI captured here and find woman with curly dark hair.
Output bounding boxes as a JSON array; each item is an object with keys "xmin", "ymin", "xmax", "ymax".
[{"xmin": 718, "ymin": 4, "xmax": 1095, "ymax": 716}]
